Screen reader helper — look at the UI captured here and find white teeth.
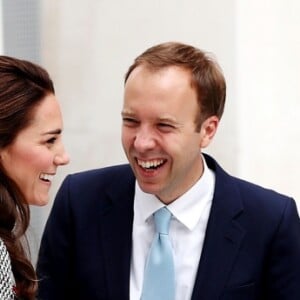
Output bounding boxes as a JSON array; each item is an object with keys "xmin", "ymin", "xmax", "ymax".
[
  {"xmin": 40, "ymin": 173, "xmax": 54, "ymax": 182},
  {"xmin": 138, "ymin": 159, "xmax": 164, "ymax": 169}
]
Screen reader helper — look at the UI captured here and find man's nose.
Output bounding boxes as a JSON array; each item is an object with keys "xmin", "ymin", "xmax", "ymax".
[{"xmin": 134, "ymin": 128, "xmax": 156, "ymax": 152}]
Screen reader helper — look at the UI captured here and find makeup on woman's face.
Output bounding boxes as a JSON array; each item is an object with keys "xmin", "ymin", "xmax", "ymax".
[{"xmin": 0, "ymin": 94, "xmax": 70, "ymax": 205}]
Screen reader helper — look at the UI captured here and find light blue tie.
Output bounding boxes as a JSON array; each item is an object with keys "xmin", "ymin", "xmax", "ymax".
[{"xmin": 141, "ymin": 207, "xmax": 175, "ymax": 300}]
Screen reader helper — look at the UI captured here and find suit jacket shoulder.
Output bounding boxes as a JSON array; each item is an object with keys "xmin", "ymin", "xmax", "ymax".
[
  {"xmin": 194, "ymin": 154, "xmax": 300, "ymax": 300},
  {"xmin": 204, "ymin": 152, "xmax": 295, "ymax": 220},
  {"xmin": 37, "ymin": 164, "xmax": 136, "ymax": 300},
  {"xmin": 61, "ymin": 164, "xmax": 135, "ymax": 210}
]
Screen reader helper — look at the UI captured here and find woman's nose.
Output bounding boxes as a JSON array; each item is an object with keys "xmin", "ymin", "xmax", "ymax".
[{"xmin": 54, "ymin": 146, "xmax": 70, "ymax": 166}]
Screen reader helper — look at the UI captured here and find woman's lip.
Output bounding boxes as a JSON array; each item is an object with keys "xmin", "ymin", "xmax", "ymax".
[{"xmin": 39, "ymin": 173, "xmax": 55, "ymax": 182}]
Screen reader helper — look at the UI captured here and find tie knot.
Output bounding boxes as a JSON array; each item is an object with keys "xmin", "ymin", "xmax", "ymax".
[{"xmin": 154, "ymin": 207, "xmax": 171, "ymax": 235}]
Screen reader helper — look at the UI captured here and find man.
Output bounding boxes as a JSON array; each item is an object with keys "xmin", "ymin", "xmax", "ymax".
[{"xmin": 37, "ymin": 42, "xmax": 300, "ymax": 300}]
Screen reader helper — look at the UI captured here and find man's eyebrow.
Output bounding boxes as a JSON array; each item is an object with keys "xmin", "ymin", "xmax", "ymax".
[
  {"xmin": 121, "ymin": 110, "xmax": 134, "ymax": 116},
  {"xmin": 157, "ymin": 116, "xmax": 180, "ymax": 124},
  {"xmin": 158, "ymin": 116, "xmax": 176, "ymax": 122}
]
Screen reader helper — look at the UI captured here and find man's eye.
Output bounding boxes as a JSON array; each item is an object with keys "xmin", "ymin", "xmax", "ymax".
[
  {"xmin": 123, "ymin": 118, "xmax": 139, "ymax": 125},
  {"xmin": 157, "ymin": 123, "xmax": 176, "ymax": 133},
  {"xmin": 158, "ymin": 123, "xmax": 174, "ymax": 129}
]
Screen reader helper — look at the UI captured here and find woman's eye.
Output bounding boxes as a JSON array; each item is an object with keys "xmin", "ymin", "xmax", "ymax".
[{"xmin": 46, "ymin": 137, "xmax": 57, "ymax": 144}]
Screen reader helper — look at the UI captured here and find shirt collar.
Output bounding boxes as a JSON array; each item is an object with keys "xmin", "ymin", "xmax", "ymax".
[{"xmin": 134, "ymin": 154, "xmax": 215, "ymax": 231}]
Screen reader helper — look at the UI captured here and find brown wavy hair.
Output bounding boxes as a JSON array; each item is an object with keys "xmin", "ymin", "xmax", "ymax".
[
  {"xmin": 0, "ymin": 55, "xmax": 55, "ymax": 299},
  {"xmin": 124, "ymin": 41, "xmax": 226, "ymax": 131}
]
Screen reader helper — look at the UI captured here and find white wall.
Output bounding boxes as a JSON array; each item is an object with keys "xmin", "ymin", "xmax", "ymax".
[
  {"xmin": 40, "ymin": 0, "xmax": 237, "ymax": 203},
  {"xmin": 33, "ymin": 0, "xmax": 299, "ymax": 260},
  {"xmin": 236, "ymin": 0, "xmax": 300, "ymax": 203}
]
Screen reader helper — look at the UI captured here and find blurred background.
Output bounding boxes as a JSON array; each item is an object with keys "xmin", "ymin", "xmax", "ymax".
[{"xmin": 1, "ymin": 0, "xmax": 299, "ymax": 264}]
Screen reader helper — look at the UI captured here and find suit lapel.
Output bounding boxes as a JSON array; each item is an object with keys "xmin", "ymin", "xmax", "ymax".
[
  {"xmin": 97, "ymin": 157, "xmax": 246, "ymax": 299},
  {"xmin": 192, "ymin": 155, "xmax": 245, "ymax": 299},
  {"xmin": 99, "ymin": 168, "xmax": 135, "ymax": 300}
]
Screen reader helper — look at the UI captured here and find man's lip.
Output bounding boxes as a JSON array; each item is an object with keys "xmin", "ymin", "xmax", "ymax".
[{"xmin": 136, "ymin": 158, "xmax": 166, "ymax": 169}]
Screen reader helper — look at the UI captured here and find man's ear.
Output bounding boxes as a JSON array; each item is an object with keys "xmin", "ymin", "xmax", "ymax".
[{"xmin": 199, "ymin": 116, "xmax": 219, "ymax": 148}]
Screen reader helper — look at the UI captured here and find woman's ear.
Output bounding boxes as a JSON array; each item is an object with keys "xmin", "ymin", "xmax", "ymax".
[{"xmin": 199, "ymin": 115, "xmax": 219, "ymax": 148}]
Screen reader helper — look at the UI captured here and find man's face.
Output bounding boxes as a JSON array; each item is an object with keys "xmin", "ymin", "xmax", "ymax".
[{"xmin": 121, "ymin": 65, "xmax": 217, "ymax": 204}]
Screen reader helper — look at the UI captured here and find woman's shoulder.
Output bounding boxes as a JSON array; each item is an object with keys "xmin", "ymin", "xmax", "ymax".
[
  {"xmin": 0, "ymin": 237, "xmax": 10, "ymax": 264},
  {"xmin": 0, "ymin": 237, "xmax": 15, "ymax": 300}
]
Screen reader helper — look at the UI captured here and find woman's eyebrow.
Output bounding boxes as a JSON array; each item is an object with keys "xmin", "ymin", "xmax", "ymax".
[{"xmin": 42, "ymin": 129, "xmax": 62, "ymax": 135}]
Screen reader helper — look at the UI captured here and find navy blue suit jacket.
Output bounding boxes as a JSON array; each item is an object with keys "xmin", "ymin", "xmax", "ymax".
[{"xmin": 37, "ymin": 154, "xmax": 300, "ymax": 299}]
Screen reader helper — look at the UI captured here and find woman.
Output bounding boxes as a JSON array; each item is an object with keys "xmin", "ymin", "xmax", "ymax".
[{"xmin": 0, "ymin": 55, "xmax": 69, "ymax": 299}]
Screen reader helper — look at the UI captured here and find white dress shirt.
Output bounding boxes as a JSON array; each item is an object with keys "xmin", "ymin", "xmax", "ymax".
[{"xmin": 130, "ymin": 155, "xmax": 216, "ymax": 300}]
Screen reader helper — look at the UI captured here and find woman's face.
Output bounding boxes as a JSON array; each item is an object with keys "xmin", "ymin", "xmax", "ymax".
[{"xmin": 0, "ymin": 94, "xmax": 70, "ymax": 206}]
